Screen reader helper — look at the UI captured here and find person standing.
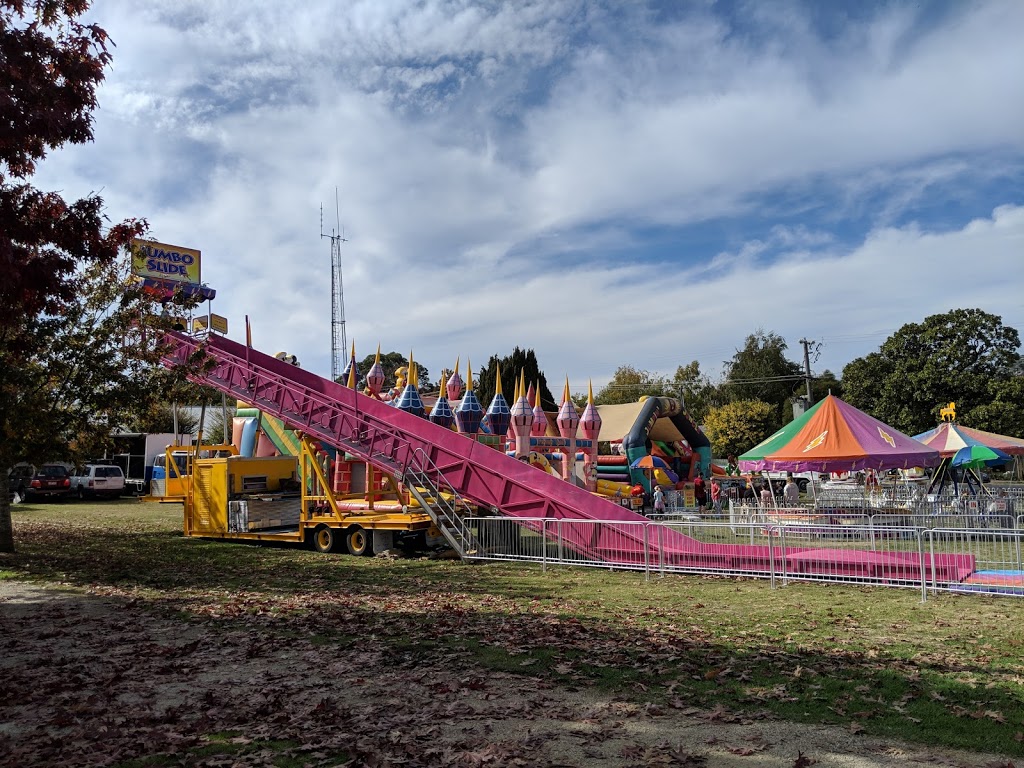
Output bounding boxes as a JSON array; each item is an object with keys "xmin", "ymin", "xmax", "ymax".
[
  {"xmin": 759, "ymin": 483, "xmax": 772, "ymax": 508},
  {"xmin": 652, "ymin": 484, "xmax": 666, "ymax": 516},
  {"xmin": 693, "ymin": 472, "xmax": 707, "ymax": 509},
  {"xmin": 783, "ymin": 476, "xmax": 800, "ymax": 506},
  {"xmin": 710, "ymin": 477, "xmax": 722, "ymax": 517}
]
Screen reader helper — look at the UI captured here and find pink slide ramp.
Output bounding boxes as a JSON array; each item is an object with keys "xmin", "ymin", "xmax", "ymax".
[
  {"xmin": 160, "ymin": 332, "xmax": 656, "ymax": 533},
  {"xmin": 161, "ymin": 332, "xmax": 974, "ymax": 583}
]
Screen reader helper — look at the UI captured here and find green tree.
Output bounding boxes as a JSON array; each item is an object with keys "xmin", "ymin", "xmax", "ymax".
[
  {"xmin": 668, "ymin": 361, "xmax": 723, "ymax": 424},
  {"xmin": 961, "ymin": 375, "xmax": 1024, "ymax": 438},
  {"xmin": 476, "ymin": 347, "xmax": 554, "ymax": 410},
  {"xmin": 702, "ymin": 400, "xmax": 777, "ymax": 459},
  {"xmin": 353, "ymin": 351, "xmax": 430, "ymax": 393},
  {"xmin": 811, "ymin": 369, "xmax": 843, "ymax": 403},
  {"xmin": 1, "ymin": 260, "xmax": 194, "ymax": 548},
  {"xmin": 841, "ymin": 309, "xmax": 1021, "ymax": 435},
  {"xmin": 594, "ymin": 365, "xmax": 671, "ymax": 406},
  {"xmin": 0, "ymin": 1, "xmax": 160, "ymax": 552},
  {"xmin": 723, "ymin": 330, "xmax": 803, "ymax": 427}
]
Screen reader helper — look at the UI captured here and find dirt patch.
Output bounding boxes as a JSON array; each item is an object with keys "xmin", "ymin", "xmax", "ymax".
[{"xmin": 0, "ymin": 579, "xmax": 1014, "ymax": 767}]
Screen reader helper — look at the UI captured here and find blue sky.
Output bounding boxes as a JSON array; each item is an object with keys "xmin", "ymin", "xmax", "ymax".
[{"xmin": 38, "ymin": 0, "xmax": 1024, "ymax": 393}]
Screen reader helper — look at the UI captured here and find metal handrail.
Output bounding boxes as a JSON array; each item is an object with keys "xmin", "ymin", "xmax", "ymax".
[{"xmin": 405, "ymin": 447, "xmax": 480, "ymax": 556}]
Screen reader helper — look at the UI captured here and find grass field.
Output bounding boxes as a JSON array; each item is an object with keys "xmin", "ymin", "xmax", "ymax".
[{"xmin": 3, "ymin": 498, "xmax": 1024, "ymax": 766}]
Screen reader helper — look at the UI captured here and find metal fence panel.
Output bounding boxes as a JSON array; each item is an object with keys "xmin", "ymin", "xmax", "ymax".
[
  {"xmin": 466, "ymin": 516, "xmax": 1024, "ymax": 599},
  {"xmin": 926, "ymin": 528, "xmax": 1024, "ymax": 596}
]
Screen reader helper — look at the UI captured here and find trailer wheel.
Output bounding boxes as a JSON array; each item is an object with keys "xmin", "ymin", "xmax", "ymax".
[
  {"xmin": 311, "ymin": 526, "xmax": 338, "ymax": 554},
  {"xmin": 346, "ymin": 527, "xmax": 373, "ymax": 557}
]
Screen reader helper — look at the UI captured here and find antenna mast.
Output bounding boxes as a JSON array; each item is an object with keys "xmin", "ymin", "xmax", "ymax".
[{"xmin": 321, "ymin": 190, "xmax": 348, "ymax": 381}]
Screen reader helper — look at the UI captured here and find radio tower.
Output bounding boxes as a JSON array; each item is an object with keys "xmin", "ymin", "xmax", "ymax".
[{"xmin": 321, "ymin": 190, "xmax": 348, "ymax": 381}]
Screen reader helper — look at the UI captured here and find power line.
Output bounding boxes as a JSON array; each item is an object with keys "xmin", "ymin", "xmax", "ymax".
[{"xmin": 591, "ymin": 374, "xmax": 807, "ymax": 390}]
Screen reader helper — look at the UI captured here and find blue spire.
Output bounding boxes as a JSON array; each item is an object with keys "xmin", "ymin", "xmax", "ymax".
[
  {"xmin": 430, "ymin": 394, "xmax": 455, "ymax": 429},
  {"xmin": 484, "ymin": 391, "xmax": 511, "ymax": 438},
  {"xmin": 395, "ymin": 383, "xmax": 426, "ymax": 418},
  {"xmin": 455, "ymin": 390, "xmax": 484, "ymax": 435}
]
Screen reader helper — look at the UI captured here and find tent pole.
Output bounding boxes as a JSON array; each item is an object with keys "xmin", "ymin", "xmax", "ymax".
[{"xmin": 766, "ymin": 474, "xmax": 777, "ymax": 509}]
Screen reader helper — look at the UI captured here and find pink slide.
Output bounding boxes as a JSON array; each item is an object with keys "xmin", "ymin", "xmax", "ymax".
[{"xmin": 162, "ymin": 331, "xmax": 974, "ymax": 583}]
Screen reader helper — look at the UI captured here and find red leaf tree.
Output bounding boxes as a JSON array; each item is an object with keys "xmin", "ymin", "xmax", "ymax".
[{"xmin": 0, "ymin": 1, "xmax": 148, "ymax": 552}]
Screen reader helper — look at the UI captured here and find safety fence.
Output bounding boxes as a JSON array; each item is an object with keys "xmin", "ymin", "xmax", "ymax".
[
  {"xmin": 613, "ymin": 485, "xmax": 1022, "ymax": 521},
  {"xmin": 464, "ymin": 515, "xmax": 1024, "ymax": 600},
  {"xmin": 807, "ymin": 486, "xmax": 1023, "ymax": 517},
  {"xmin": 659, "ymin": 487, "xmax": 1022, "ymax": 523}
]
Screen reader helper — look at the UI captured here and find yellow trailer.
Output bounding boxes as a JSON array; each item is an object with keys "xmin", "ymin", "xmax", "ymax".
[{"xmin": 181, "ymin": 436, "xmax": 438, "ymax": 556}]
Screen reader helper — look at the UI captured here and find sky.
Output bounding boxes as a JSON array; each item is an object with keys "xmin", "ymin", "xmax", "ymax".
[{"xmin": 37, "ymin": 0, "xmax": 1024, "ymax": 395}]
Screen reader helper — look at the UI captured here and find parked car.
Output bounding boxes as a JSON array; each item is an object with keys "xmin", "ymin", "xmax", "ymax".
[
  {"xmin": 25, "ymin": 463, "xmax": 73, "ymax": 501},
  {"xmin": 7, "ymin": 463, "xmax": 35, "ymax": 503},
  {"xmin": 70, "ymin": 464, "xmax": 126, "ymax": 500}
]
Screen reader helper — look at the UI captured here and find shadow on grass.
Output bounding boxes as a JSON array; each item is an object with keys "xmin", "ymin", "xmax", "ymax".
[{"xmin": 4, "ymin": 515, "xmax": 1024, "ymax": 758}]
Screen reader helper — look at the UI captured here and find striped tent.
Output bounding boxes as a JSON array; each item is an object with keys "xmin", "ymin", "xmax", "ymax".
[
  {"xmin": 739, "ymin": 395, "xmax": 940, "ymax": 472},
  {"xmin": 913, "ymin": 422, "xmax": 1024, "ymax": 457}
]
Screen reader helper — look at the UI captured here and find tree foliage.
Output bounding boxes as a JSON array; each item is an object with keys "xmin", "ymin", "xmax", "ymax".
[
  {"xmin": 594, "ymin": 365, "xmax": 672, "ymax": 406},
  {"xmin": 0, "ymin": 1, "xmax": 132, "ymax": 329},
  {"xmin": 195, "ymin": 404, "xmax": 232, "ymax": 446},
  {"xmin": 475, "ymin": 347, "xmax": 554, "ymax": 410},
  {"xmin": 963, "ymin": 376, "xmax": 1024, "ymax": 438},
  {"xmin": 128, "ymin": 403, "xmax": 201, "ymax": 437},
  {"xmin": 841, "ymin": 309, "xmax": 1022, "ymax": 435},
  {"xmin": 722, "ymin": 330, "xmax": 803, "ymax": 427},
  {"xmin": 811, "ymin": 369, "xmax": 843, "ymax": 404},
  {"xmin": 1, "ymin": 257, "xmax": 189, "ymax": 498},
  {"xmin": 702, "ymin": 400, "xmax": 777, "ymax": 459},
  {"xmin": 668, "ymin": 361, "xmax": 723, "ymax": 424},
  {"xmin": 0, "ymin": 1, "xmax": 174, "ymax": 552}
]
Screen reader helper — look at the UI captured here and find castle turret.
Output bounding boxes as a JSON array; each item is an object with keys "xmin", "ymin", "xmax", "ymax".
[
  {"xmin": 429, "ymin": 364, "xmax": 456, "ymax": 430},
  {"xmin": 556, "ymin": 378, "xmax": 580, "ymax": 484},
  {"xmin": 530, "ymin": 380, "xmax": 547, "ymax": 437},
  {"xmin": 340, "ymin": 340, "xmax": 357, "ymax": 387},
  {"xmin": 483, "ymin": 361, "xmax": 511, "ymax": 442},
  {"xmin": 365, "ymin": 344, "xmax": 385, "ymax": 398},
  {"xmin": 447, "ymin": 356, "xmax": 464, "ymax": 402},
  {"xmin": 579, "ymin": 380, "xmax": 602, "ymax": 491},
  {"xmin": 454, "ymin": 359, "xmax": 483, "ymax": 436},
  {"xmin": 509, "ymin": 371, "xmax": 534, "ymax": 459},
  {"xmin": 394, "ymin": 351, "xmax": 425, "ymax": 418}
]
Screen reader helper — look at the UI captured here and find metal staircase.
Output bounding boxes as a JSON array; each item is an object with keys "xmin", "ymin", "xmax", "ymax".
[{"xmin": 404, "ymin": 449, "xmax": 480, "ymax": 556}]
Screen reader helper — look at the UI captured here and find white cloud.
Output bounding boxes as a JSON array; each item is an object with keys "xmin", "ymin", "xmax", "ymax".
[{"xmin": 27, "ymin": 0, "xmax": 1024, "ymax": 397}]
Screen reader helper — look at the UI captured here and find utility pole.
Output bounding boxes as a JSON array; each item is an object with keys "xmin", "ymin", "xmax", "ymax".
[{"xmin": 799, "ymin": 338, "xmax": 815, "ymax": 405}]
